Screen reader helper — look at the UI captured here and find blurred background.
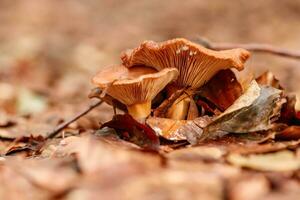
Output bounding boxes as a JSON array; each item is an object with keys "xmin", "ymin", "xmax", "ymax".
[{"xmin": 0, "ymin": 0, "xmax": 299, "ymax": 119}]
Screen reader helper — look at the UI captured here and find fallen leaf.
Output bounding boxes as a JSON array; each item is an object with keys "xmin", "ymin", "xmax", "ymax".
[
  {"xmin": 0, "ymin": 111, "xmax": 16, "ymax": 127},
  {"xmin": 0, "ymin": 82, "xmax": 17, "ymax": 114},
  {"xmin": 0, "ymin": 162, "xmax": 51, "ymax": 200},
  {"xmin": 202, "ymin": 81, "xmax": 283, "ymax": 140},
  {"xmin": 0, "ymin": 117, "xmax": 53, "ymax": 139},
  {"xmin": 147, "ymin": 116, "xmax": 212, "ymax": 143},
  {"xmin": 276, "ymin": 126, "xmax": 300, "ymax": 140},
  {"xmin": 198, "ymin": 69, "xmax": 243, "ymax": 111},
  {"xmin": 177, "ymin": 116, "xmax": 212, "ymax": 144},
  {"xmin": 0, "ymin": 140, "xmax": 11, "ymax": 155},
  {"xmin": 66, "ymin": 169, "xmax": 223, "ymax": 200},
  {"xmin": 296, "ymin": 111, "xmax": 300, "ymax": 120},
  {"xmin": 101, "ymin": 114, "xmax": 160, "ymax": 151},
  {"xmin": 146, "ymin": 117, "xmax": 187, "ymax": 140},
  {"xmin": 227, "ymin": 139, "xmax": 300, "ymax": 155},
  {"xmin": 17, "ymin": 87, "xmax": 48, "ymax": 115},
  {"xmin": 256, "ymin": 71, "xmax": 282, "ymax": 89},
  {"xmin": 215, "ymin": 80, "xmax": 261, "ymax": 118},
  {"xmin": 227, "ymin": 174, "xmax": 270, "ymax": 200},
  {"xmin": 54, "ymin": 135, "xmax": 161, "ymax": 176},
  {"xmin": 227, "ymin": 150, "xmax": 300, "ymax": 171},
  {"xmin": 196, "ymin": 98, "xmax": 220, "ymax": 115},
  {"xmin": 4, "ymin": 135, "xmax": 45, "ymax": 156},
  {"xmin": 94, "ymin": 128, "xmax": 141, "ymax": 150},
  {"xmin": 278, "ymin": 94, "xmax": 297, "ymax": 124},
  {"xmin": 167, "ymin": 146, "xmax": 224, "ymax": 162},
  {"xmin": 4, "ymin": 157, "xmax": 78, "ymax": 194}
]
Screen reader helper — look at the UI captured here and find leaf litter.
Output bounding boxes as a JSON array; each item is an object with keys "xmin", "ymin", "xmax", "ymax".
[
  {"xmin": 0, "ymin": 37, "xmax": 300, "ymax": 200},
  {"xmin": 202, "ymin": 81, "xmax": 284, "ymax": 139}
]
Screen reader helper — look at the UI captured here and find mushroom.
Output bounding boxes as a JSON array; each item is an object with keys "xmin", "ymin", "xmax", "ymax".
[
  {"xmin": 121, "ymin": 38, "xmax": 250, "ymax": 119},
  {"xmin": 92, "ymin": 65, "xmax": 178, "ymax": 121}
]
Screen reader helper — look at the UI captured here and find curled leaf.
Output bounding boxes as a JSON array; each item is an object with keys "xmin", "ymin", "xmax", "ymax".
[
  {"xmin": 146, "ymin": 117, "xmax": 187, "ymax": 140},
  {"xmin": 276, "ymin": 126, "xmax": 300, "ymax": 140},
  {"xmin": 5, "ymin": 135, "xmax": 45, "ymax": 156},
  {"xmin": 216, "ymin": 80, "xmax": 261, "ymax": 118},
  {"xmin": 147, "ymin": 116, "xmax": 212, "ymax": 143},
  {"xmin": 198, "ymin": 69, "xmax": 243, "ymax": 111},
  {"xmin": 101, "ymin": 114, "xmax": 159, "ymax": 151},
  {"xmin": 278, "ymin": 94, "xmax": 297, "ymax": 124},
  {"xmin": 256, "ymin": 71, "xmax": 298, "ymax": 124},
  {"xmin": 256, "ymin": 71, "xmax": 282, "ymax": 89},
  {"xmin": 202, "ymin": 81, "xmax": 283, "ymax": 140}
]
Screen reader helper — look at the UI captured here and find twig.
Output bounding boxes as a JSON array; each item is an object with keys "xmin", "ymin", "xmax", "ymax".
[
  {"xmin": 197, "ymin": 37, "xmax": 300, "ymax": 60},
  {"xmin": 47, "ymin": 99, "xmax": 104, "ymax": 139}
]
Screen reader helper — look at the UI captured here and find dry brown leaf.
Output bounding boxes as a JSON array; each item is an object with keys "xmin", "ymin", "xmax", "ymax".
[
  {"xmin": 227, "ymin": 174, "xmax": 270, "ymax": 200},
  {"xmin": 256, "ymin": 71, "xmax": 282, "ymax": 89},
  {"xmin": 198, "ymin": 69, "xmax": 243, "ymax": 111},
  {"xmin": 227, "ymin": 150, "xmax": 300, "ymax": 171},
  {"xmin": 276, "ymin": 126, "xmax": 300, "ymax": 140},
  {"xmin": 146, "ymin": 117, "xmax": 187, "ymax": 140},
  {"xmin": 54, "ymin": 135, "xmax": 161, "ymax": 175},
  {"xmin": 4, "ymin": 157, "xmax": 78, "ymax": 194},
  {"xmin": 147, "ymin": 116, "xmax": 212, "ymax": 142},
  {"xmin": 278, "ymin": 93, "xmax": 297, "ymax": 124},
  {"xmin": 202, "ymin": 81, "xmax": 283, "ymax": 140},
  {"xmin": 167, "ymin": 146, "xmax": 224, "ymax": 162},
  {"xmin": 66, "ymin": 169, "xmax": 223, "ymax": 200},
  {"xmin": 0, "ymin": 162, "xmax": 51, "ymax": 200},
  {"xmin": 0, "ymin": 117, "xmax": 53, "ymax": 139}
]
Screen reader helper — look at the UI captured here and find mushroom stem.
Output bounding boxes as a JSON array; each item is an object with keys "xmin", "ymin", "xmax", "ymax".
[
  {"xmin": 166, "ymin": 94, "xmax": 191, "ymax": 120},
  {"xmin": 127, "ymin": 101, "xmax": 151, "ymax": 121},
  {"xmin": 166, "ymin": 89, "xmax": 196, "ymax": 120}
]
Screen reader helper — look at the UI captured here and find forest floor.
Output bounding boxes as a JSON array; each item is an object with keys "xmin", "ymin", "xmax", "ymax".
[{"xmin": 0, "ymin": 1, "xmax": 300, "ymax": 199}]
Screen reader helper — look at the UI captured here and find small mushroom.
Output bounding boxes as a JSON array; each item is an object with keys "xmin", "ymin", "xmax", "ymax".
[
  {"xmin": 92, "ymin": 65, "xmax": 178, "ymax": 121},
  {"xmin": 122, "ymin": 38, "xmax": 250, "ymax": 119}
]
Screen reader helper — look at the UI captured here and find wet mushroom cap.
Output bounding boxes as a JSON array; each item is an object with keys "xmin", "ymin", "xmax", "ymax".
[
  {"xmin": 121, "ymin": 38, "xmax": 250, "ymax": 88},
  {"xmin": 92, "ymin": 65, "xmax": 179, "ymax": 106}
]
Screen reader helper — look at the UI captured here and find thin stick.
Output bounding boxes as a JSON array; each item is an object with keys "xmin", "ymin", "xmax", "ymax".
[
  {"xmin": 197, "ymin": 37, "xmax": 300, "ymax": 60},
  {"xmin": 47, "ymin": 99, "xmax": 104, "ymax": 138}
]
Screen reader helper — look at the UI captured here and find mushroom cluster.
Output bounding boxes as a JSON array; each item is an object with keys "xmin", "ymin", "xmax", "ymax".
[{"xmin": 92, "ymin": 38, "xmax": 250, "ymax": 124}]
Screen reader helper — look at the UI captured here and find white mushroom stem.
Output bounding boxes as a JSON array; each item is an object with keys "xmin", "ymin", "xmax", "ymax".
[{"xmin": 127, "ymin": 101, "xmax": 151, "ymax": 121}]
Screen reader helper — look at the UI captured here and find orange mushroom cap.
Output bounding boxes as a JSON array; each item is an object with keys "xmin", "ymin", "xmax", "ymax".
[
  {"xmin": 92, "ymin": 65, "xmax": 179, "ymax": 106},
  {"xmin": 121, "ymin": 38, "xmax": 250, "ymax": 89}
]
